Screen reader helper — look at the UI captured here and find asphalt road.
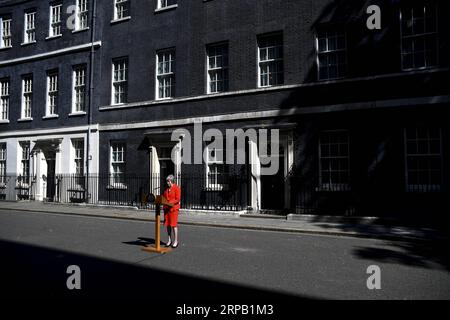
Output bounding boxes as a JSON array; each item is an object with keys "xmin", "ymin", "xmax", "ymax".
[{"xmin": 1, "ymin": 208, "xmax": 449, "ymax": 303}]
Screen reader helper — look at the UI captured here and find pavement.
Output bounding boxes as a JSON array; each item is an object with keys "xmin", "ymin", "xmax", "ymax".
[{"xmin": 1, "ymin": 200, "xmax": 449, "ymax": 242}]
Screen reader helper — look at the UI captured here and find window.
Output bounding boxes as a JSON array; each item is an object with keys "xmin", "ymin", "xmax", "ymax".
[
  {"xmin": 112, "ymin": 58, "xmax": 128, "ymax": 105},
  {"xmin": 75, "ymin": 0, "xmax": 89, "ymax": 30},
  {"xmin": 24, "ymin": 11, "xmax": 36, "ymax": 44},
  {"xmin": 205, "ymin": 147, "xmax": 228, "ymax": 190},
  {"xmin": 316, "ymin": 29, "xmax": 346, "ymax": 80},
  {"xmin": 21, "ymin": 76, "xmax": 33, "ymax": 119},
  {"xmin": 0, "ymin": 143, "xmax": 6, "ymax": 185},
  {"xmin": 258, "ymin": 33, "xmax": 284, "ymax": 87},
  {"xmin": 110, "ymin": 142, "xmax": 126, "ymax": 186},
  {"xmin": 114, "ymin": 0, "xmax": 130, "ymax": 20},
  {"xmin": 19, "ymin": 141, "xmax": 30, "ymax": 185},
  {"xmin": 49, "ymin": 3, "xmax": 62, "ymax": 37},
  {"xmin": 319, "ymin": 130, "xmax": 350, "ymax": 191},
  {"xmin": 207, "ymin": 43, "xmax": 229, "ymax": 94},
  {"xmin": 73, "ymin": 65, "xmax": 86, "ymax": 113},
  {"xmin": 0, "ymin": 78, "xmax": 9, "ymax": 121},
  {"xmin": 156, "ymin": 49, "xmax": 175, "ymax": 99},
  {"xmin": 157, "ymin": 0, "xmax": 177, "ymax": 10},
  {"xmin": 401, "ymin": 3, "xmax": 438, "ymax": 70},
  {"xmin": 72, "ymin": 139, "xmax": 84, "ymax": 176},
  {"xmin": 405, "ymin": 128, "xmax": 442, "ymax": 192},
  {"xmin": 46, "ymin": 72, "xmax": 58, "ymax": 116},
  {"xmin": 0, "ymin": 17, "xmax": 12, "ymax": 48}
]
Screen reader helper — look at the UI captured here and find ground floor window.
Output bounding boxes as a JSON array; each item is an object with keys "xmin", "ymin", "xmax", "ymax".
[
  {"xmin": 319, "ymin": 130, "xmax": 350, "ymax": 191},
  {"xmin": 405, "ymin": 128, "xmax": 442, "ymax": 192},
  {"xmin": 0, "ymin": 143, "xmax": 6, "ymax": 184},
  {"xmin": 19, "ymin": 141, "xmax": 30, "ymax": 186},
  {"xmin": 110, "ymin": 142, "xmax": 126, "ymax": 187},
  {"xmin": 205, "ymin": 147, "xmax": 228, "ymax": 190}
]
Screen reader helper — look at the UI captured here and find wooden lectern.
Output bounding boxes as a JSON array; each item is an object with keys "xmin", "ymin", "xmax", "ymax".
[{"xmin": 141, "ymin": 194, "xmax": 174, "ymax": 254}]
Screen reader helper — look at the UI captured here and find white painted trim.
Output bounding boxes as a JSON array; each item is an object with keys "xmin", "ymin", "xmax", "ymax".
[
  {"xmin": 99, "ymin": 95, "xmax": 450, "ymax": 132},
  {"xmin": 0, "ymin": 41, "xmax": 102, "ymax": 67},
  {"xmin": 0, "ymin": 125, "xmax": 95, "ymax": 138},
  {"xmin": 99, "ymin": 68, "xmax": 450, "ymax": 111}
]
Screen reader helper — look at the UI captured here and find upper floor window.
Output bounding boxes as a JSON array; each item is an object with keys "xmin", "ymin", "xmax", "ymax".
[
  {"xmin": 405, "ymin": 128, "xmax": 442, "ymax": 192},
  {"xmin": 73, "ymin": 65, "xmax": 86, "ymax": 113},
  {"xmin": 114, "ymin": 0, "xmax": 130, "ymax": 20},
  {"xmin": 156, "ymin": 49, "xmax": 175, "ymax": 99},
  {"xmin": 21, "ymin": 75, "xmax": 33, "ymax": 119},
  {"xmin": 24, "ymin": 11, "xmax": 36, "ymax": 44},
  {"xmin": 258, "ymin": 33, "xmax": 284, "ymax": 87},
  {"xmin": 157, "ymin": 0, "xmax": 177, "ymax": 10},
  {"xmin": 0, "ymin": 78, "xmax": 9, "ymax": 121},
  {"xmin": 0, "ymin": 16, "xmax": 12, "ymax": 48},
  {"xmin": 400, "ymin": 3, "xmax": 438, "ymax": 70},
  {"xmin": 0, "ymin": 143, "xmax": 6, "ymax": 184},
  {"xmin": 316, "ymin": 29, "xmax": 346, "ymax": 80},
  {"xmin": 75, "ymin": 0, "xmax": 89, "ymax": 30},
  {"xmin": 206, "ymin": 43, "xmax": 229, "ymax": 94},
  {"xmin": 319, "ymin": 130, "xmax": 350, "ymax": 191},
  {"xmin": 112, "ymin": 58, "xmax": 128, "ymax": 105},
  {"xmin": 49, "ymin": 3, "xmax": 62, "ymax": 37},
  {"xmin": 46, "ymin": 72, "xmax": 59, "ymax": 116}
]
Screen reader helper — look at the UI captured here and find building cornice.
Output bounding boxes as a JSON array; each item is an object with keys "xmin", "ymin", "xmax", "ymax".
[{"xmin": 0, "ymin": 41, "xmax": 102, "ymax": 67}]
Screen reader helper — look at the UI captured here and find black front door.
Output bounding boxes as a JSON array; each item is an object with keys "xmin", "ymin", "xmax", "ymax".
[
  {"xmin": 46, "ymin": 156, "xmax": 56, "ymax": 201},
  {"xmin": 261, "ymin": 156, "xmax": 285, "ymax": 210},
  {"xmin": 159, "ymin": 159, "xmax": 175, "ymax": 194}
]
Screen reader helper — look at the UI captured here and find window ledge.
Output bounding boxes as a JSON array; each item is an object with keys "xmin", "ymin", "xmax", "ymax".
[
  {"xmin": 45, "ymin": 34, "xmax": 62, "ymax": 41},
  {"xmin": 0, "ymin": 119, "xmax": 10, "ymax": 124},
  {"xmin": 21, "ymin": 41, "xmax": 36, "ymax": 46},
  {"xmin": 72, "ymin": 27, "xmax": 90, "ymax": 34},
  {"xmin": 110, "ymin": 16, "xmax": 131, "ymax": 24},
  {"xmin": 106, "ymin": 184, "xmax": 128, "ymax": 190},
  {"xmin": 42, "ymin": 115, "xmax": 59, "ymax": 120},
  {"xmin": 0, "ymin": 46, "xmax": 12, "ymax": 51},
  {"xmin": 69, "ymin": 111, "xmax": 87, "ymax": 117},
  {"xmin": 18, "ymin": 117, "xmax": 33, "ymax": 122},
  {"xmin": 315, "ymin": 185, "xmax": 351, "ymax": 192},
  {"xmin": 154, "ymin": 4, "xmax": 178, "ymax": 13}
]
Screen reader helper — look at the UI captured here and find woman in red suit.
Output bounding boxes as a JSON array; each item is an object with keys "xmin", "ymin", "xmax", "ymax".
[{"xmin": 163, "ymin": 175, "xmax": 181, "ymax": 248}]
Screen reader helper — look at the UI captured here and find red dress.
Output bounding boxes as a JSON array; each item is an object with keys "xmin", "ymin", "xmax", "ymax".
[{"xmin": 163, "ymin": 184, "xmax": 181, "ymax": 227}]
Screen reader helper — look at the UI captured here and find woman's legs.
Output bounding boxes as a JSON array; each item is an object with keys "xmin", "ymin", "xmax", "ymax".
[
  {"xmin": 166, "ymin": 226, "xmax": 172, "ymax": 246},
  {"xmin": 172, "ymin": 227, "xmax": 178, "ymax": 246}
]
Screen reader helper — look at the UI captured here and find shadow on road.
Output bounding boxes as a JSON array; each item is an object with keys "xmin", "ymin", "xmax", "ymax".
[
  {"xmin": 0, "ymin": 239, "xmax": 315, "ymax": 304},
  {"xmin": 353, "ymin": 239, "xmax": 450, "ymax": 272}
]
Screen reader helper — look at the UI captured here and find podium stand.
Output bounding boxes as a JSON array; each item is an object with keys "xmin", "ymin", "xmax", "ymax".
[{"xmin": 141, "ymin": 195, "xmax": 173, "ymax": 254}]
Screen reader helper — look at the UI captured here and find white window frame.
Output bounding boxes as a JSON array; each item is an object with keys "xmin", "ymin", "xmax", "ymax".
[
  {"xmin": 71, "ymin": 138, "xmax": 85, "ymax": 188},
  {"xmin": 206, "ymin": 43, "xmax": 229, "ymax": 94},
  {"xmin": 114, "ymin": 0, "xmax": 130, "ymax": 20},
  {"xmin": 257, "ymin": 33, "xmax": 284, "ymax": 88},
  {"xmin": 46, "ymin": 72, "xmax": 58, "ymax": 116},
  {"xmin": 49, "ymin": 3, "xmax": 62, "ymax": 38},
  {"xmin": 316, "ymin": 29, "xmax": 347, "ymax": 81},
  {"xmin": 400, "ymin": 4, "xmax": 438, "ymax": 71},
  {"xmin": 75, "ymin": 0, "xmax": 89, "ymax": 31},
  {"xmin": 111, "ymin": 58, "xmax": 128, "ymax": 105},
  {"xmin": 110, "ymin": 142, "xmax": 126, "ymax": 188},
  {"xmin": 0, "ymin": 17, "xmax": 12, "ymax": 48},
  {"xmin": 0, "ymin": 143, "xmax": 6, "ymax": 185},
  {"xmin": 0, "ymin": 78, "xmax": 9, "ymax": 121},
  {"xmin": 156, "ymin": 49, "xmax": 175, "ymax": 100},
  {"xmin": 23, "ymin": 11, "xmax": 36, "ymax": 44},
  {"xmin": 205, "ymin": 146, "xmax": 227, "ymax": 191},
  {"xmin": 404, "ymin": 128, "xmax": 443, "ymax": 192},
  {"xmin": 72, "ymin": 65, "xmax": 86, "ymax": 113},
  {"xmin": 18, "ymin": 141, "xmax": 30, "ymax": 187},
  {"xmin": 318, "ymin": 130, "xmax": 350, "ymax": 191},
  {"xmin": 21, "ymin": 76, "xmax": 33, "ymax": 120},
  {"xmin": 157, "ymin": 0, "xmax": 177, "ymax": 10}
]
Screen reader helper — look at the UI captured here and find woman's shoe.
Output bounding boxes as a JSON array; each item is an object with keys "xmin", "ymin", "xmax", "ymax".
[
  {"xmin": 165, "ymin": 241, "xmax": 172, "ymax": 247},
  {"xmin": 171, "ymin": 242, "xmax": 178, "ymax": 248}
]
